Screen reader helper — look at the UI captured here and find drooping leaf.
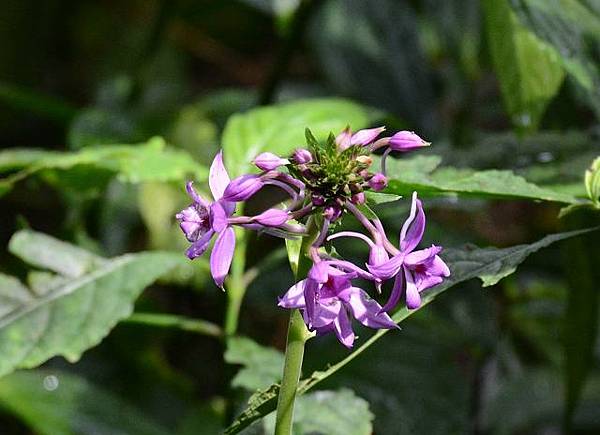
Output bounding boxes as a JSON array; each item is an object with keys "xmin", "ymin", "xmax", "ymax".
[
  {"xmin": 0, "ymin": 137, "xmax": 206, "ymax": 197},
  {"xmin": 0, "ymin": 370, "xmax": 169, "ymax": 435},
  {"xmin": 263, "ymin": 389, "xmax": 374, "ymax": 435},
  {"xmin": 224, "ymin": 227, "xmax": 598, "ymax": 433},
  {"xmin": 483, "ymin": 0, "xmax": 565, "ymax": 130},
  {"xmin": 381, "ymin": 154, "xmax": 581, "ymax": 204},
  {"xmin": 224, "ymin": 336, "xmax": 284, "ymax": 391},
  {"xmin": 9, "ymin": 230, "xmax": 106, "ymax": 278},
  {"xmin": 221, "ymin": 98, "xmax": 371, "ymax": 177},
  {"xmin": 0, "ymin": 231, "xmax": 184, "ymax": 378}
]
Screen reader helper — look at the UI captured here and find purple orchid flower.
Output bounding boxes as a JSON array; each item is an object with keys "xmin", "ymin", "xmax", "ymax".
[
  {"xmin": 279, "ymin": 262, "xmax": 397, "ymax": 348},
  {"xmin": 175, "ymin": 151, "xmax": 237, "ymax": 288},
  {"xmin": 368, "ymin": 192, "xmax": 450, "ymax": 311}
]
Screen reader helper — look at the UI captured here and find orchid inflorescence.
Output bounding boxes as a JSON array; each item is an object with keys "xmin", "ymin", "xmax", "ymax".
[{"xmin": 176, "ymin": 126, "xmax": 450, "ymax": 347}]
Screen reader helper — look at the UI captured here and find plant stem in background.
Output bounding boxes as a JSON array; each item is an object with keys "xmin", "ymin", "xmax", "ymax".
[{"xmin": 224, "ymin": 226, "xmax": 248, "ymax": 336}]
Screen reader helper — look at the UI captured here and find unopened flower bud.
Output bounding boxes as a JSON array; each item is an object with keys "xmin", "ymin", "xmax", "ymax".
[
  {"xmin": 311, "ymin": 194, "xmax": 326, "ymax": 206},
  {"xmin": 356, "ymin": 155, "xmax": 372, "ymax": 166},
  {"xmin": 335, "ymin": 127, "xmax": 352, "ymax": 150},
  {"xmin": 253, "ymin": 152, "xmax": 289, "ymax": 171},
  {"xmin": 253, "ymin": 208, "xmax": 289, "ymax": 226},
  {"xmin": 351, "ymin": 127, "xmax": 385, "ymax": 146},
  {"xmin": 369, "ymin": 173, "xmax": 387, "ymax": 191},
  {"xmin": 222, "ymin": 174, "xmax": 264, "ymax": 202},
  {"xmin": 293, "ymin": 148, "xmax": 313, "ymax": 164},
  {"xmin": 388, "ymin": 131, "xmax": 430, "ymax": 151},
  {"xmin": 324, "ymin": 203, "xmax": 342, "ymax": 222},
  {"xmin": 351, "ymin": 192, "xmax": 366, "ymax": 204}
]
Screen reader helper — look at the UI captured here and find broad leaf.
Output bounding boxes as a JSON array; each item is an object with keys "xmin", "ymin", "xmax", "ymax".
[
  {"xmin": 382, "ymin": 154, "xmax": 581, "ymax": 204},
  {"xmin": 224, "ymin": 227, "xmax": 598, "ymax": 433},
  {"xmin": 263, "ymin": 389, "xmax": 374, "ymax": 435},
  {"xmin": 224, "ymin": 336, "xmax": 284, "ymax": 391},
  {"xmin": 0, "ymin": 137, "xmax": 206, "ymax": 197},
  {"xmin": 483, "ymin": 0, "xmax": 565, "ymax": 130},
  {"xmin": 221, "ymin": 98, "xmax": 371, "ymax": 177},
  {"xmin": 0, "ymin": 370, "xmax": 169, "ymax": 435},
  {"xmin": 0, "ymin": 231, "xmax": 183, "ymax": 378}
]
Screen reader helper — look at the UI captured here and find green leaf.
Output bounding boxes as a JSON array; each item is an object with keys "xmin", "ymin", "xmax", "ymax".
[
  {"xmin": 224, "ymin": 336, "xmax": 284, "ymax": 391},
  {"xmin": 382, "ymin": 154, "xmax": 581, "ymax": 204},
  {"xmin": 0, "ymin": 137, "xmax": 206, "ymax": 197},
  {"xmin": 0, "ymin": 370, "xmax": 169, "ymax": 435},
  {"xmin": 9, "ymin": 230, "xmax": 106, "ymax": 278},
  {"xmin": 263, "ymin": 389, "xmax": 374, "ymax": 435},
  {"xmin": 221, "ymin": 98, "xmax": 371, "ymax": 177},
  {"xmin": 364, "ymin": 191, "xmax": 402, "ymax": 206},
  {"xmin": 285, "ymin": 237, "xmax": 302, "ymax": 277},
  {"xmin": 483, "ymin": 0, "xmax": 565, "ymax": 130},
  {"xmin": 0, "ymin": 232, "xmax": 183, "ymax": 378},
  {"xmin": 224, "ymin": 227, "xmax": 598, "ymax": 433}
]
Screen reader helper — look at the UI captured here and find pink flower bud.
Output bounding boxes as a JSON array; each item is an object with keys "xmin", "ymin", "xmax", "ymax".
[
  {"xmin": 222, "ymin": 174, "xmax": 264, "ymax": 202},
  {"xmin": 388, "ymin": 131, "xmax": 430, "ymax": 151},
  {"xmin": 351, "ymin": 126, "xmax": 385, "ymax": 146},
  {"xmin": 324, "ymin": 204, "xmax": 342, "ymax": 222},
  {"xmin": 335, "ymin": 127, "xmax": 352, "ymax": 150},
  {"xmin": 253, "ymin": 208, "xmax": 289, "ymax": 226},
  {"xmin": 369, "ymin": 173, "xmax": 387, "ymax": 191},
  {"xmin": 253, "ymin": 152, "xmax": 289, "ymax": 171},
  {"xmin": 292, "ymin": 148, "xmax": 313, "ymax": 164},
  {"xmin": 351, "ymin": 192, "xmax": 365, "ymax": 204},
  {"xmin": 311, "ymin": 194, "xmax": 326, "ymax": 206}
]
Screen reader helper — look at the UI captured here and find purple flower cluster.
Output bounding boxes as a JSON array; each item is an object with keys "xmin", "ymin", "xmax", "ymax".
[{"xmin": 176, "ymin": 126, "xmax": 449, "ymax": 347}]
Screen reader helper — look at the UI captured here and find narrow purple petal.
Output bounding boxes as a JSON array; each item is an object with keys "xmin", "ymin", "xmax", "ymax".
[
  {"xmin": 210, "ymin": 202, "xmax": 228, "ymax": 232},
  {"xmin": 303, "ymin": 278, "xmax": 319, "ymax": 327},
  {"xmin": 380, "ymin": 270, "xmax": 404, "ymax": 313},
  {"xmin": 430, "ymin": 255, "xmax": 451, "ymax": 277},
  {"xmin": 404, "ymin": 268, "xmax": 421, "ymax": 309},
  {"xmin": 351, "ymin": 126, "xmax": 385, "ymax": 146},
  {"xmin": 185, "ymin": 230, "xmax": 214, "ymax": 259},
  {"xmin": 399, "ymin": 192, "xmax": 425, "ymax": 253},
  {"xmin": 209, "ymin": 150, "xmax": 231, "ymax": 201},
  {"xmin": 312, "ymin": 300, "xmax": 342, "ymax": 328},
  {"xmin": 333, "ymin": 307, "xmax": 355, "ymax": 348},
  {"xmin": 308, "ymin": 262, "xmax": 330, "ymax": 283},
  {"xmin": 366, "ymin": 253, "xmax": 404, "ymax": 280},
  {"xmin": 186, "ymin": 182, "xmax": 210, "ymax": 208},
  {"xmin": 369, "ymin": 244, "xmax": 389, "ymax": 267},
  {"xmin": 346, "ymin": 287, "xmax": 398, "ymax": 329},
  {"xmin": 210, "ymin": 226, "xmax": 236, "ymax": 288},
  {"xmin": 416, "ymin": 275, "xmax": 443, "ymax": 291},
  {"xmin": 278, "ymin": 280, "xmax": 306, "ymax": 308},
  {"xmin": 404, "ymin": 245, "xmax": 442, "ymax": 266},
  {"xmin": 222, "ymin": 174, "xmax": 264, "ymax": 202},
  {"xmin": 253, "ymin": 208, "xmax": 290, "ymax": 227}
]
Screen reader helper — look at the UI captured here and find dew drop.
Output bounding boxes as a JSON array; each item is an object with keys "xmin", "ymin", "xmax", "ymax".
[{"xmin": 43, "ymin": 375, "xmax": 59, "ymax": 391}]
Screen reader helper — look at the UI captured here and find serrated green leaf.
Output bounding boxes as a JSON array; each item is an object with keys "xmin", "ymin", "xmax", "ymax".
[
  {"xmin": 483, "ymin": 0, "xmax": 565, "ymax": 130},
  {"xmin": 382, "ymin": 154, "xmax": 580, "ymax": 204},
  {"xmin": 221, "ymin": 98, "xmax": 371, "ymax": 177},
  {"xmin": 224, "ymin": 336, "xmax": 284, "ymax": 391},
  {"xmin": 263, "ymin": 389, "xmax": 373, "ymax": 435},
  {"xmin": 0, "ymin": 370, "xmax": 169, "ymax": 435},
  {"xmin": 224, "ymin": 227, "xmax": 598, "ymax": 434},
  {"xmin": 0, "ymin": 233, "xmax": 183, "ymax": 378}
]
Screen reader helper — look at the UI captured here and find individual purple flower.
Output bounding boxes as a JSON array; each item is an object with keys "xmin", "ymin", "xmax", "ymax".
[
  {"xmin": 368, "ymin": 192, "xmax": 450, "ymax": 311},
  {"xmin": 388, "ymin": 131, "xmax": 430, "ymax": 151},
  {"xmin": 253, "ymin": 152, "xmax": 289, "ymax": 171},
  {"xmin": 175, "ymin": 151, "xmax": 236, "ymax": 288},
  {"xmin": 278, "ymin": 263, "xmax": 397, "ymax": 348}
]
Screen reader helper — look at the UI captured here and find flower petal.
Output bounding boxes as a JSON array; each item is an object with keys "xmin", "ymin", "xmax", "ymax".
[
  {"xmin": 333, "ymin": 307, "xmax": 355, "ymax": 348},
  {"xmin": 366, "ymin": 254, "xmax": 404, "ymax": 280},
  {"xmin": 186, "ymin": 181, "xmax": 210, "ymax": 208},
  {"xmin": 210, "ymin": 202, "xmax": 228, "ymax": 232},
  {"xmin": 278, "ymin": 280, "xmax": 306, "ymax": 308},
  {"xmin": 416, "ymin": 275, "xmax": 443, "ymax": 292},
  {"xmin": 399, "ymin": 192, "xmax": 425, "ymax": 253},
  {"xmin": 308, "ymin": 262, "xmax": 330, "ymax": 283},
  {"xmin": 210, "ymin": 226, "xmax": 235, "ymax": 288},
  {"xmin": 312, "ymin": 299, "xmax": 341, "ymax": 328},
  {"xmin": 430, "ymin": 255, "xmax": 450, "ymax": 277},
  {"xmin": 380, "ymin": 270, "xmax": 404, "ymax": 313},
  {"xmin": 185, "ymin": 229, "xmax": 214, "ymax": 259},
  {"xmin": 404, "ymin": 268, "xmax": 421, "ymax": 309},
  {"xmin": 351, "ymin": 126, "xmax": 385, "ymax": 146},
  {"xmin": 404, "ymin": 245, "xmax": 442, "ymax": 266},
  {"xmin": 222, "ymin": 174, "xmax": 264, "ymax": 202},
  {"xmin": 346, "ymin": 287, "xmax": 398, "ymax": 329},
  {"xmin": 303, "ymin": 278, "xmax": 319, "ymax": 327},
  {"xmin": 209, "ymin": 150, "xmax": 231, "ymax": 201}
]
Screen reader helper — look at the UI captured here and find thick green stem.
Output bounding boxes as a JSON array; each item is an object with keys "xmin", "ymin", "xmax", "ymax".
[
  {"xmin": 274, "ymin": 309, "xmax": 311, "ymax": 434},
  {"xmin": 274, "ymin": 217, "xmax": 318, "ymax": 434}
]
